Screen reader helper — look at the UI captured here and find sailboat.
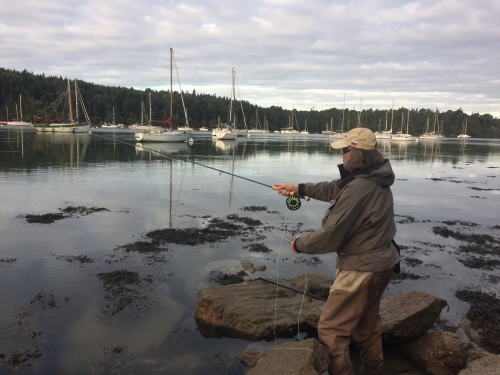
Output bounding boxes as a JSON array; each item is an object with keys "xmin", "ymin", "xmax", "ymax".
[
  {"xmin": 7, "ymin": 95, "xmax": 33, "ymax": 126},
  {"xmin": 230, "ymin": 69, "xmax": 249, "ymax": 137},
  {"xmin": 36, "ymin": 80, "xmax": 91, "ymax": 133},
  {"xmin": 213, "ymin": 69, "xmax": 240, "ymax": 140},
  {"xmin": 420, "ymin": 108, "xmax": 445, "ymax": 140},
  {"xmin": 375, "ymin": 110, "xmax": 392, "ymax": 139},
  {"xmin": 300, "ymin": 120, "xmax": 309, "ymax": 134},
  {"xmin": 457, "ymin": 118, "xmax": 471, "ymax": 138},
  {"xmin": 213, "ymin": 115, "xmax": 237, "ymax": 140},
  {"xmin": 135, "ymin": 48, "xmax": 189, "ymax": 143},
  {"xmin": 281, "ymin": 106, "xmax": 299, "ymax": 133},
  {"xmin": 101, "ymin": 107, "xmax": 120, "ymax": 128},
  {"xmin": 248, "ymin": 110, "xmax": 268, "ymax": 133},
  {"xmin": 331, "ymin": 94, "xmax": 347, "ymax": 139},
  {"xmin": 392, "ymin": 107, "xmax": 416, "ymax": 141}
]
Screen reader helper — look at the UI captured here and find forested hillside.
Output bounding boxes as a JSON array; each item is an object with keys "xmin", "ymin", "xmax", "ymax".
[{"xmin": 1, "ymin": 68, "xmax": 499, "ymax": 137}]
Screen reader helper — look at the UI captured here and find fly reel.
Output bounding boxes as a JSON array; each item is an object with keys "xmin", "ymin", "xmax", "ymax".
[{"xmin": 286, "ymin": 195, "xmax": 302, "ymax": 211}]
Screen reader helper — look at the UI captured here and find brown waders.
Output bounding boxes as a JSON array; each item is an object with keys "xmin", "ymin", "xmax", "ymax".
[{"xmin": 318, "ymin": 267, "xmax": 394, "ymax": 375}]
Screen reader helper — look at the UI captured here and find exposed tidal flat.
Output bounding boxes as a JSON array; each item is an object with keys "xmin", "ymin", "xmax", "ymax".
[{"xmin": 0, "ymin": 127, "xmax": 499, "ymax": 374}]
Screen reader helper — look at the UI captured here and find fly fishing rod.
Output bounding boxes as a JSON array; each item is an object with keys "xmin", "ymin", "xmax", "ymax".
[
  {"xmin": 256, "ymin": 277, "xmax": 327, "ymax": 302},
  {"xmin": 89, "ymin": 132, "xmax": 309, "ymax": 210}
]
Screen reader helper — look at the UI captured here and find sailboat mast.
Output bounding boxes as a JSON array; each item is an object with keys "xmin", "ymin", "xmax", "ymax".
[
  {"xmin": 358, "ymin": 98, "xmax": 362, "ymax": 127},
  {"xmin": 67, "ymin": 79, "xmax": 73, "ymax": 123},
  {"xmin": 149, "ymin": 92, "xmax": 152, "ymax": 125},
  {"xmin": 407, "ymin": 107, "xmax": 410, "ymax": 134},
  {"xmin": 19, "ymin": 94, "xmax": 23, "ymax": 120},
  {"xmin": 75, "ymin": 81, "xmax": 79, "ymax": 122},
  {"xmin": 170, "ymin": 48, "xmax": 173, "ymax": 123},
  {"xmin": 390, "ymin": 100, "xmax": 394, "ymax": 133},
  {"xmin": 342, "ymin": 93, "xmax": 345, "ymax": 132},
  {"xmin": 229, "ymin": 68, "xmax": 235, "ymax": 124}
]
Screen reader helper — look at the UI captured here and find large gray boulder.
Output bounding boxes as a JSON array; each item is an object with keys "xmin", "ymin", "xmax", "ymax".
[
  {"xmin": 194, "ymin": 274, "xmax": 447, "ymax": 342},
  {"xmin": 246, "ymin": 338, "xmax": 330, "ymax": 375},
  {"xmin": 194, "ymin": 274, "xmax": 331, "ymax": 341},
  {"xmin": 380, "ymin": 291, "xmax": 448, "ymax": 342},
  {"xmin": 401, "ymin": 331, "xmax": 490, "ymax": 375}
]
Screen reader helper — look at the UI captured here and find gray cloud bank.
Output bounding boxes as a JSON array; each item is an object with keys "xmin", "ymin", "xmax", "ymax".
[{"xmin": 1, "ymin": 0, "xmax": 498, "ymax": 116}]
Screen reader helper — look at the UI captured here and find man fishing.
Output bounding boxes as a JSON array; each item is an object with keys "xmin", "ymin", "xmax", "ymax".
[{"xmin": 272, "ymin": 127, "xmax": 400, "ymax": 375}]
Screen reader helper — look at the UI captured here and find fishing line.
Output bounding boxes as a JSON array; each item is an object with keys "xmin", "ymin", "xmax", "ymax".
[
  {"xmin": 223, "ymin": 173, "xmax": 309, "ymax": 343},
  {"xmin": 92, "ymin": 132, "xmax": 317, "ymax": 348},
  {"xmin": 90, "ymin": 132, "xmax": 271, "ymax": 187},
  {"xmin": 89, "ymin": 132, "xmax": 308, "ymax": 210}
]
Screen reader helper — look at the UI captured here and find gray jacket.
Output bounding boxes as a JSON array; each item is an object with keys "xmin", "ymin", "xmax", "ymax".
[{"xmin": 296, "ymin": 160, "xmax": 400, "ymax": 272}]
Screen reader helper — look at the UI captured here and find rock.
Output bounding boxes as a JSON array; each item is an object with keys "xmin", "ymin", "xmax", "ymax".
[
  {"xmin": 194, "ymin": 274, "xmax": 331, "ymax": 340},
  {"xmin": 246, "ymin": 338, "xmax": 329, "ymax": 375},
  {"xmin": 380, "ymin": 292, "xmax": 448, "ymax": 342},
  {"xmin": 254, "ymin": 265, "xmax": 267, "ymax": 272},
  {"xmin": 400, "ymin": 331, "xmax": 492, "ymax": 375},
  {"xmin": 194, "ymin": 273, "xmax": 447, "ymax": 342},
  {"xmin": 459, "ymin": 316, "xmax": 482, "ymax": 346},
  {"xmin": 458, "ymin": 354, "xmax": 500, "ymax": 375},
  {"xmin": 241, "ymin": 342, "xmax": 275, "ymax": 367},
  {"xmin": 241, "ymin": 260, "xmax": 255, "ymax": 274}
]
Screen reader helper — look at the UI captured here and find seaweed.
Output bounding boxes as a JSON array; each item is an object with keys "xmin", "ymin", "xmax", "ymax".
[{"xmin": 455, "ymin": 289, "xmax": 500, "ymax": 354}]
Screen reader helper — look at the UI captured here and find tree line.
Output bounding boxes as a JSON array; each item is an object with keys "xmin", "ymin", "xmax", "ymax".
[{"xmin": 1, "ymin": 67, "xmax": 499, "ymax": 137}]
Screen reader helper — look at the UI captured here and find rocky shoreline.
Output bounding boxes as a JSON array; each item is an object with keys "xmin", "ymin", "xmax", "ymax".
[{"xmin": 194, "ymin": 271, "xmax": 499, "ymax": 375}]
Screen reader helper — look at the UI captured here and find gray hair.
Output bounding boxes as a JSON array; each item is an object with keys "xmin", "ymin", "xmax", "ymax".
[{"xmin": 344, "ymin": 147, "xmax": 385, "ymax": 171}]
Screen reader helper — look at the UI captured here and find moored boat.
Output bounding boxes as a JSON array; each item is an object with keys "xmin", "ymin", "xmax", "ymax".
[
  {"xmin": 134, "ymin": 48, "xmax": 189, "ymax": 143},
  {"xmin": 36, "ymin": 80, "xmax": 91, "ymax": 133}
]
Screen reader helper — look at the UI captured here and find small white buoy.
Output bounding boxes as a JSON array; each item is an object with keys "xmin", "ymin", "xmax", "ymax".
[{"xmin": 188, "ymin": 138, "xmax": 194, "ymax": 143}]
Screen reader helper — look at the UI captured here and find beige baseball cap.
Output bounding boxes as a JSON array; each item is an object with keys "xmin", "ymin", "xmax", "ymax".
[{"xmin": 331, "ymin": 128, "xmax": 377, "ymax": 150}]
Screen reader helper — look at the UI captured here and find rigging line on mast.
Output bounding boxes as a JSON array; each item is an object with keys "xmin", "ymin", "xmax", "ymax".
[
  {"xmin": 233, "ymin": 72, "xmax": 248, "ymax": 129},
  {"xmin": 172, "ymin": 51, "xmax": 189, "ymax": 126}
]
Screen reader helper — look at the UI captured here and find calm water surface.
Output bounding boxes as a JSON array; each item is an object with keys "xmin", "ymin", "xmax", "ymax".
[{"xmin": 0, "ymin": 127, "xmax": 499, "ymax": 374}]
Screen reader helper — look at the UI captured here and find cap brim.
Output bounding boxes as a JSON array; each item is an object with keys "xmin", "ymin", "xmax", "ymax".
[{"xmin": 331, "ymin": 139, "xmax": 350, "ymax": 149}]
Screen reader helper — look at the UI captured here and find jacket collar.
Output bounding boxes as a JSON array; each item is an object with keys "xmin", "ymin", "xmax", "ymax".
[{"xmin": 337, "ymin": 164, "xmax": 370, "ymax": 190}]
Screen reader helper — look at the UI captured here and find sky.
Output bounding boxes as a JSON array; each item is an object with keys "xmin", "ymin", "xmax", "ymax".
[{"xmin": 1, "ymin": 0, "xmax": 499, "ymax": 117}]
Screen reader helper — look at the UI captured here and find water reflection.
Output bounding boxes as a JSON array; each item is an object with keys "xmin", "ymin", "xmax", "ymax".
[
  {"xmin": 214, "ymin": 139, "xmax": 237, "ymax": 153},
  {"xmin": 135, "ymin": 142, "xmax": 191, "ymax": 157},
  {"xmin": 35, "ymin": 132, "xmax": 90, "ymax": 168},
  {"xmin": 0, "ymin": 130, "xmax": 499, "ymax": 375}
]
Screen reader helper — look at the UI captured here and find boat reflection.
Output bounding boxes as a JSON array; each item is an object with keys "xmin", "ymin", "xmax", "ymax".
[
  {"xmin": 36, "ymin": 131, "xmax": 90, "ymax": 145},
  {"xmin": 214, "ymin": 139, "xmax": 238, "ymax": 153},
  {"xmin": 135, "ymin": 142, "xmax": 190, "ymax": 157},
  {"xmin": 35, "ymin": 131, "xmax": 90, "ymax": 168}
]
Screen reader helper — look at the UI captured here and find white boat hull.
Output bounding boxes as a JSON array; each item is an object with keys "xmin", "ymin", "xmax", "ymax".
[
  {"xmin": 391, "ymin": 135, "xmax": 417, "ymax": 142},
  {"xmin": 420, "ymin": 134, "xmax": 444, "ymax": 140},
  {"xmin": 214, "ymin": 129, "xmax": 237, "ymax": 140},
  {"xmin": 135, "ymin": 130, "xmax": 188, "ymax": 142},
  {"xmin": 234, "ymin": 129, "xmax": 248, "ymax": 137},
  {"xmin": 7, "ymin": 121, "xmax": 33, "ymax": 126},
  {"xmin": 36, "ymin": 124, "xmax": 90, "ymax": 133},
  {"xmin": 331, "ymin": 133, "xmax": 346, "ymax": 139}
]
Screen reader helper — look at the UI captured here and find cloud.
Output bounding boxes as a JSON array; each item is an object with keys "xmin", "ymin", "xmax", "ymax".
[{"xmin": 1, "ymin": 0, "xmax": 498, "ymax": 116}]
